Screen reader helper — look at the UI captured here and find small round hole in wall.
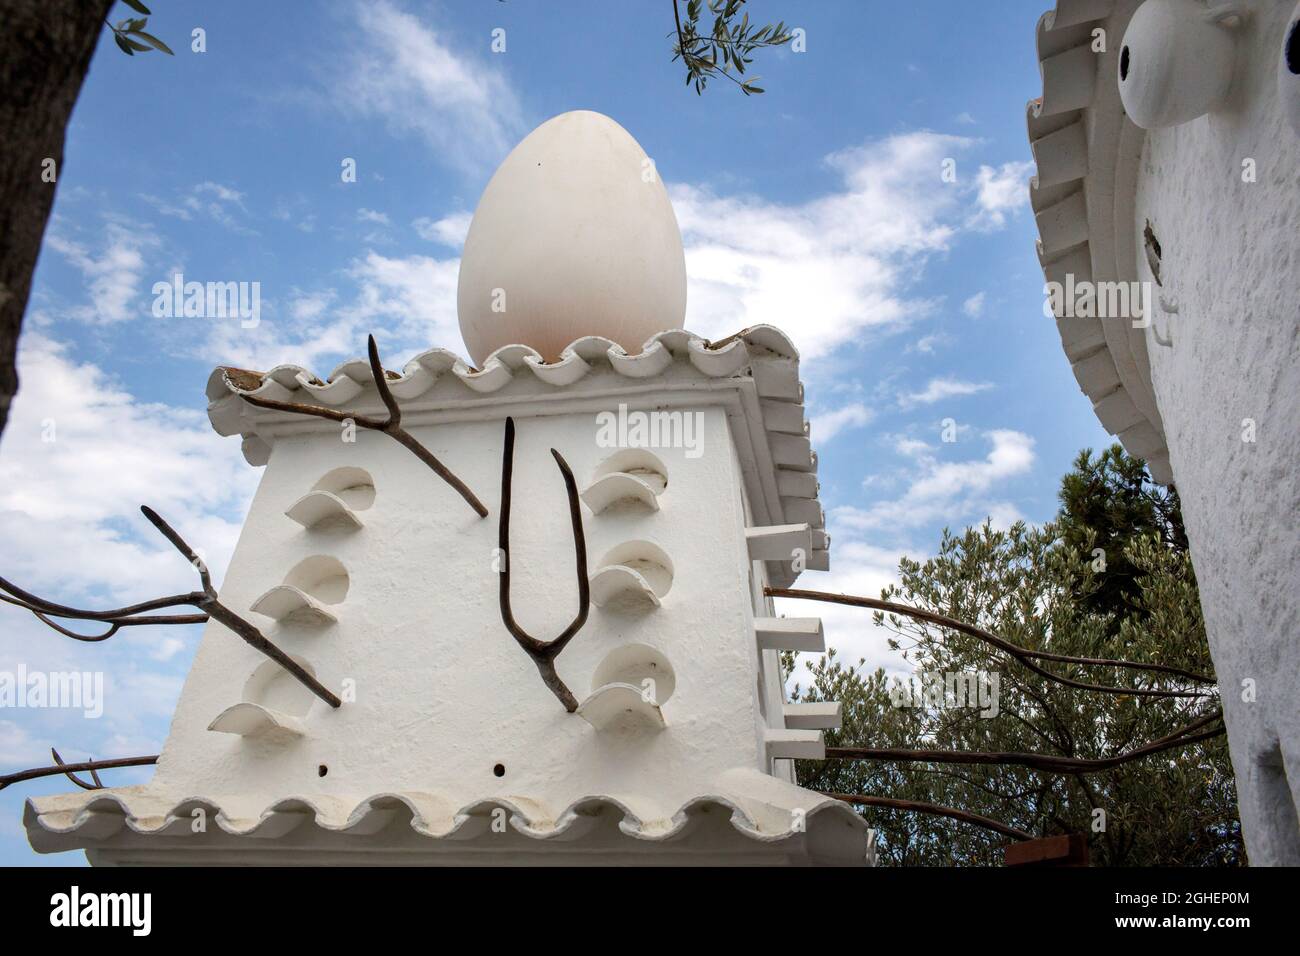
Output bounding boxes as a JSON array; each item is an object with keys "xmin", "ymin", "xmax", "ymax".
[
  {"xmin": 1120, "ymin": 45, "xmax": 1130, "ymax": 81},
  {"xmin": 1287, "ymin": 20, "xmax": 1300, "ymax": 75},
  {"xmin": 493, "ymin": 763, "xmax": 506, "ymax": 778},
  {"xmin": 318, "ymin": 764, "xmax": 328, "ymax": 778}
]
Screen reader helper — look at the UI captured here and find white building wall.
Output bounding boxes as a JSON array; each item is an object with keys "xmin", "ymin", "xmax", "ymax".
[
  {"xmin": 153, "ymin": 402, "xmax": 773, "ymax": 815},
  {"xmin": 1131, "ymin": 1, "xmax": 1300, "ymax": 863}
]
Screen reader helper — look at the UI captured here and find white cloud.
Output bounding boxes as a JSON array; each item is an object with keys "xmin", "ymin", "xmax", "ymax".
[
  {"xmin": 777, "ymin": 537, "xmax": 913, "ymax": 687},
  {"xmin": 895, "ymin": 437, "xmax": 933, "ymax": 457},
  {"xmin": 197, "ymin": 249, "xmax": 463, "ymax": 373},
  {"xmin": 195, "ymin": 182, "xmax": 245, "ymax": 205},
  {"xmin": 811, "ymin": 403, "xmax": 874, "ymax": 442},
  {"xmin": 346, "ymin": 251, "xmax": 462, "ymax": 351},
  {"xmin": 909, "ymin": 332, "xmax": 951, "ymax": 354},
  {"xmin": 44, "ymin": 221, "xmax": 157, "ymax": 323},
  {"xmin": 413, "ymin": 212, "xmax": 472, "ymax": 248},
  {"xmin": 290, "ymin": 289, "xmax": 336, "ymax": 322},
  {"xmin": 962, "ymin": 291, "xmax": 986, "ymax": 317},
  {"xmin": 358, "ymin": 208, "xmax": 391, "ymax": 226},
  {"xmin": 898, "ymin": 376, "xmax": 993, "ymax": 408},
  {"xmin": 0, "ymin": 720, "xmax": 46, "ymax": 766},
  {"xmin": 338, "ymin": 0, "xmax": 523, "ymax": 174},
  {"xmin": 835, "ymin": 429, "xmax": 1036, "ymax": 535},
  {"xmin": 0, "ymin": 334, "xmax": 255, "ymax": 608},
  {"xmin": 672, "ymin": 131, "xmax": 992, "ymax": 360},
  {"xmin": 970, "ymin": 160, "xmax": 1035, "ymax": 229},
  {"xmin": 143, "ymin": 182, "xmax": 254, "ymax": 234}
]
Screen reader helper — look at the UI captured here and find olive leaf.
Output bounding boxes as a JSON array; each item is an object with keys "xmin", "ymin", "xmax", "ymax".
[
  {"xmin": 108, "ymin": 7, "xmax": 174, "ymax": 58},
  {"xmin": 671, "ymin": 0, "xmax": 792, "ymax": 96},
  {"xmin": 129, "ymin": 29, "xmax": 175, "ymax": 55}
]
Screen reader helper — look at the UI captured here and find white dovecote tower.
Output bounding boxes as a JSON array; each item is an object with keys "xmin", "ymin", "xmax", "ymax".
[{"xmin": 25, "ymin": 111, "xmax": 867, "ymax": 865}]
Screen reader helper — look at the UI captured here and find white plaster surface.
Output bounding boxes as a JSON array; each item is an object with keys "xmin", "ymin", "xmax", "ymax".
[{"xmin": 1131, "ymin": 0, "xmax": 1300, "ymax": 864}]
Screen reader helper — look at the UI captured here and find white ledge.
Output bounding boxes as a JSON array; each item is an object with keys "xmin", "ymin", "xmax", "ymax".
[
  {"xmin": 753, "ymin": 617, "xmax": 825, "ymax": 653},
  {"xmin": 577, "ymin": 683, "xmax": 667, "ymax": 732},
  {"xmin": 745, "ymin": 523, "xmax": 812, "ymax": 562},
  {"xmin": 207, "ymin": 702, "xmax": 305, "ymax": 740},
  {"xmin": 249, "ymin": 585, "xmax": 338, "ymax": 625},
  {"xmin": 765, "ymin": 729, "xmax": 825, "ymax": 761},
  {"xmin": 783, "ymin": 702, "xmax": 842, "ymax": 730},
  {"xmin": 579, "ymin": 473, "xmax": 662, "ymax": 514},
  {"xmin": 284, "ymin": 490, "xmax": 364, "ymax": 530}
]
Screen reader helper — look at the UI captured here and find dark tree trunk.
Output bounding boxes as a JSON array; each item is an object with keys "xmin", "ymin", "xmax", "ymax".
[{"xmin": 0, "ymin": 0, "xmax": 112, "ymax": 440}]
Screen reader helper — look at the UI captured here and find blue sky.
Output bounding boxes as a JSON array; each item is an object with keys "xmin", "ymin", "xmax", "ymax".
[{"xmin": 0, "ymin": 0, "xmax": 1110, "ymax": 864}]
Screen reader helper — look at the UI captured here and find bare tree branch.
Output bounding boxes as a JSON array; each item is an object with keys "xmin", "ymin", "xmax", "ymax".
[
  {"xmin": 0, "ymin": 592, "xmax": 207, "ymax": 641},
  {"xmin": 0, "ymin": 507, "xmax": 341, "ymax": 708},
  {"xmin": 497, "ymin": 416, "xmax": 590, "ymax": 712},
  {"xmin": 821, "ymin": 792, "xmax": 1034, "ymax": 841},
  {"xmin": 239, "ymin": 334, "xmax": 488, "ymax": 518},
  {"xmin": 138, "ymin": 506, "xmax": 341, "ymax": 708},
  {"xmin": 0, "ymin": 754, "xmax": 158, "ymax": 792},
  {"xmin": 766, "ymin": 587, "xmax": 1216, "ymax": 696}
]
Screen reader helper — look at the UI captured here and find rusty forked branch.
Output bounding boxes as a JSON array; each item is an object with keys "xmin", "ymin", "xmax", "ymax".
[
  {"xmin": 0, "ymin": 754, "xmax": 159, "ymax": 792},
  {"xmin": 137, "ymin": 507, "xmax": 341, "ymax": 708},
  {"xmin": 50, "ymin": 748, "xmax": 104, "ymax": 790},
  {"xmin": 766, "ymin": 587, "xmax": 1217, "ymax": 697},
  {"xmin": 239, "ymin": 334, "xmax": 488, "ymax": 518},
  {"xmin": 0, "ymin": 508, "xmax": 340, "ymax": 709},
  {"xmin": 498, "ymin": 416, "xmax": 590, "ymax": 712}
]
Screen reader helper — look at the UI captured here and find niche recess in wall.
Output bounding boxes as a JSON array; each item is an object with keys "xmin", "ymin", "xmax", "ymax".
[
  {"xmin": 589, "ymin": 540, "xmax": 674, "ymax": 611},
  {"xmin": 208, "ymin": 655, "xmax": 319, "ymax": 741},
  {"xmin": 285, "ymin": 466, "xmax": 376, "ymax": 530},
  {"xmin": 580, "ymin": 449, "xmax": 668, "ymax": 514},
  {"xmin": 578, "ymin": 643, "xmax": 677, "ymax": 731},
  {"xmin": 250, "ymin": 555, "xmax": 350, "ymax": 625}
]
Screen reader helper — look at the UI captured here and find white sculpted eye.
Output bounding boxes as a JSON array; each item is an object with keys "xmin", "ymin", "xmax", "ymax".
[
  {"xmin": 1282, "ymin": 5, "xmax": 1300, "ymax": 136},
  {"xmin": 1117, "ymin": 0, "xmax": 1241, "ymax": 129}
]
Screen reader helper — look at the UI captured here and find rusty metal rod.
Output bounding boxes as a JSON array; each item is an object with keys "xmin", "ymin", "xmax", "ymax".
[
  {"xmin": 239, "ymin": 334, "xmax": 488, "ymax": 518},
  {"xmin": 138, "ymin": 507, "xmax": 341, "ymax": 709},
  {"xmin": 0, "ymin": 592, "xmax": 207, "ymax": 641},
  {"xmin": 0, "ymin": 754, "xmax": 158, "ymax": 791},
  {"xmin": 766, "ymin": 587, "xmax": 1216, "ymax": 696},
  {"xmin": 820, "ymin": 792, "xmax": 1034, "ymax": 841},
  {"xmin": 825, "ymin": 711, "xmax": 1225, "ymax": 776}
]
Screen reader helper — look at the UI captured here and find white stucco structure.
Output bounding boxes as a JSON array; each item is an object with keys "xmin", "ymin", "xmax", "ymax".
[
  {"xmin": 25, "ymin": 112, "xmax": 865, "ymax": 865},
  {"xmin": 1029, "ymin": 0, "xmax": 1300, "ymax": 863}
]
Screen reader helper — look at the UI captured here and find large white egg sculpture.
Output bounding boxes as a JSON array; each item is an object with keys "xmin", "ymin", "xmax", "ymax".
[{"xmin": 457, "ymin": 111, "xmax": 688, "ymax": 365}]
